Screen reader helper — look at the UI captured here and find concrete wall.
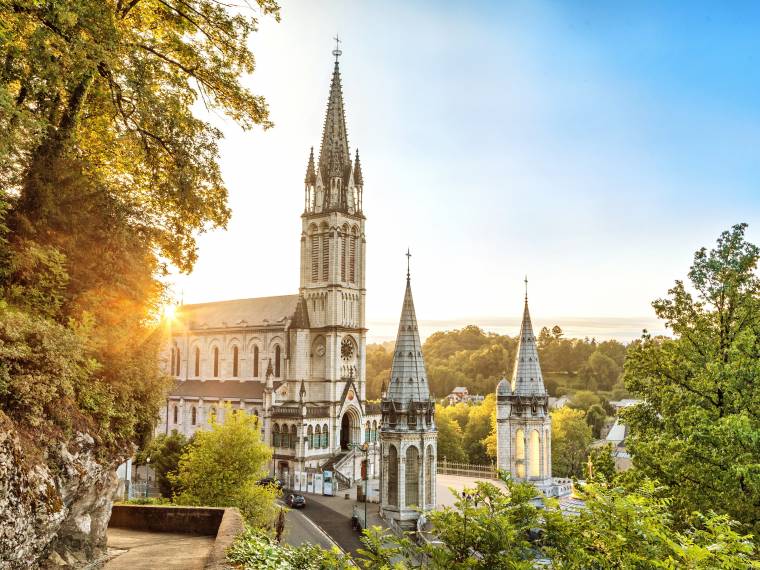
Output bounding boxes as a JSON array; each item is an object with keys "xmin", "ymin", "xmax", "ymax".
[{"xmin": 109, "ymin": 505, "xmax": 225, "ymax": 536}]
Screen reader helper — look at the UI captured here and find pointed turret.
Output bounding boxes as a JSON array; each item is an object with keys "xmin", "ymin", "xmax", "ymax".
[
  {"xmin": 510, "ymin": 290, "xmax": 546, "ymax": 397},
  {"xmin": 318, "ymin": 60, "xmax": 350, "ymax": 185},
  {"xmin": 386, "ymin": 266, "xmax": 430, "ymax": 405},
  {"xmin": 305, "ymin": 147, "xmax": 316, "ymax": 185},
  {"xmin": 353, "ymin": 149, "xmax": 363, "ymax": 187}
]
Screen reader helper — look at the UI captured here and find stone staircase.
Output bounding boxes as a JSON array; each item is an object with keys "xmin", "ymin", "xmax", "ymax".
[{"xmin": 321, "ymin": 450, "xmax": 354, "ymax": 491}]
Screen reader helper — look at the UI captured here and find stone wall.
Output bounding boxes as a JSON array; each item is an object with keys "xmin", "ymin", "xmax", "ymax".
[{"xmin": 0, "ymin": 417, "xmax": 118, "ymax": 569}]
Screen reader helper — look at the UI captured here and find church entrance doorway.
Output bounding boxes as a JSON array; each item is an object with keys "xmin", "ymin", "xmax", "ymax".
[{"xmin": 340, "ymin": 410, "xmax": 358, "ymax": 450}]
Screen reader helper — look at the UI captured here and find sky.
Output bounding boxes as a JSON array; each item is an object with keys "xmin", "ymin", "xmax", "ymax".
[{"xmin": 170, "ymin": 0, "xmax": 760, "ymax": 343}]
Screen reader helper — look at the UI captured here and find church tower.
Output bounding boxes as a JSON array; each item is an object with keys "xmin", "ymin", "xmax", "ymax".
[
  {"xmin": 496, "ymin": 282, "xmax": 553, "ymax": 488},
  {"xmin": 299, "ymin": 44, "xmax": 367, "ymax": 407},
  {"xmin": 380, "ymin": 256, "xmax": 437, "ymax": 530}
]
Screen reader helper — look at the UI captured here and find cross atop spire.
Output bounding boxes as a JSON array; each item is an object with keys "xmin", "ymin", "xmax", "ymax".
[
  {"xmin": 332, "ymin": 34, "xmax": 342, "ymax": 62},
  {"xmin": 524, "ymin": 275, "xmax": 528, "ymax": 302},
  {"xmin": 406, "ymin": 249, "xmax": 412, "ymax": 281}
]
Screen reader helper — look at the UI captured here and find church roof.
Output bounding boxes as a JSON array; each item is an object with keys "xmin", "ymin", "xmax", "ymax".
[
  {"xmin": 510, "ymin": 294, "xmax": 547, "ymax": 397},
  {"xmin": 169, "ymin": 380, "xmax": 282, "ymax": 400},
  {"xmin": 386, "ymin": 273, "xmax": 431, "ymax": 405},
  {"xmin": 175, "ymin": 295, "xmax": 301, "ymax": 330},
  {"xmin": 318, "ymin": 60, "xmax": 351, "ymax": 183}
]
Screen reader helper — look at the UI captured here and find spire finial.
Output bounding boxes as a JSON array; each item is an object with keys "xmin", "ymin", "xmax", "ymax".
[
  {"xmin": 406, "ymin": 248, "xmax": 412, "ymax": 280},
  {"xmin": 524, "ymin": 275, "xmax": 528, "ymax": 302},
  {"xmin": 332, "ymin": 34, "xmax": 342, "ymax": 62}
]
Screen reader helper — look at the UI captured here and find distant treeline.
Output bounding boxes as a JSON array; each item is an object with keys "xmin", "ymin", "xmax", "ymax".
[{"xmin": 366, "ymin": 324, "xmax": 629, "ymax": 400}]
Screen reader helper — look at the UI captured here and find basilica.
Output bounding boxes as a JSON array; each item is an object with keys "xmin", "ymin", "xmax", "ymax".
[{"xmin": 157, "ymin": 50, "xmax": 380, "ymax": 491}]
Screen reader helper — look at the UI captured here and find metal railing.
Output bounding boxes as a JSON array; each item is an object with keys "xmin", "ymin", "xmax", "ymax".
[{"xmin": 437, "ymin": 459, "xmax": 497, "ymax": 479}]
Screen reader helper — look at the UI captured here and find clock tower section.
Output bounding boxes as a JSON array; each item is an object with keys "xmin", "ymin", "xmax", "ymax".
[{"xmin": 299, "ymin": 53, "xmax": 367, "ymax": 406}]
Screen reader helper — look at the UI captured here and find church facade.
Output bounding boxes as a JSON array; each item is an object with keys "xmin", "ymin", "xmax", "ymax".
[
  {"xmin": 157, "ymin": 52, "xmax": 380, "ymax": 489},
  {"xmin": 496, "ymin": 289, "xmax": 571, "ymax": 498}
]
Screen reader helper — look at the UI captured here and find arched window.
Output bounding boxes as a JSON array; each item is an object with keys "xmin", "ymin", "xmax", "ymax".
[
  {"xmin": 405, "ymin": 445, "xmax": 420, "ymax": 508},
  {"xmin": 321, "ymin": 229, "xmax": 329, "ymax": 280},
  {"xmin": 173, "ymin": 405, "xmax": 178, "ymax": 424},
  {"xmin": 425, "ymin": 445, "xmax": 434, "ymax": 506},
  {"xmin": 213, "ymin": 347, "xmax": 219, "ymax": 377},
  {"xmin": 170, "ymin": 347, "xmax": 175, "ymax": 375},
  {"xmin": 191, "ymin": 406, "xmax": 197, "ymax": 426},
  {"xmin": 175, "ymin": 347, "xmax": 180, "ymax": 376},
  {"xmin": 322, "ymin": 423, "xmax": 328, "ymax": 448},
  {"xmin": 281, "ymin": 425, "xmax": 289, "ymax": 449},
  {"xmin": 529, "ymin": 430, "xmax": 541, "ymax": 478},
  {"xmin": 314, "ymin": 425, "xmax": 321, "ymax": 450},
  {"xmin": 194, "ymin": 347, "xmax": 200, "ymax": 376},
  {"xmin": 274, "ymin": 345, "xmax": 281, "ymax": 377},
  {"xmin": 232, "ymin": 346, "xmax": 239, "ymax": 377},
  {"xmin": 515, "ymin": 429, "xmax": 526, "ymax": 478},
  {"xmin": 350, "ymin": 227, "xmax": 358, "ymax": 283},
  {"xmin": 372, "ymin": 420, "xmax": 378, "ymax": 442},
  {"xmin": 253, "ymin": 346, "xmax": 259, "ymax": 377},
  {"xmin": 387, "ymin": 444, "xmax": 398, "ymax": 507},
  {"xmin": 307, "ymin": 425, "xmax": 313, "ymax": 449},
  {"xmin": 210, "ymin": 407, "xmax": 217, "ymax": 421},
  {"xmin": 291, "ymin": 425, "xmax": 297, "ymax": 449},
  {"xmin": 365, "ymin": 421, "xmax": 371, "ymax": 443},
  {"xmin": 341, "ymin": 225, "xmax": 348, "ymax": 282},
  {"xmin": 310, "ymin": 225, "xmax": 319, "ymax": 282},
  {"xmin": 273, "ymin": 424, "xmax": 280, "ymax": 448}
]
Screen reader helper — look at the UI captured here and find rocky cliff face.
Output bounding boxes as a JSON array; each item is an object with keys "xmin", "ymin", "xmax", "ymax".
[{"xmin": 0, "ymin": 419, "xmax": 118, "ymax": 569}]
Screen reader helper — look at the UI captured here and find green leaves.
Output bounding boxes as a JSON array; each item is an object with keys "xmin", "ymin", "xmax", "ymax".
[{"xmin": 623, "ymin": 224, "xmax": 760, "ymax": 535}]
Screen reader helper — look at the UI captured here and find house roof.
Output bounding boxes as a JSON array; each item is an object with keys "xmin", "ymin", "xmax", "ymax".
[
  {"xmin": 168, "ymin": 380, "xmax": 282, "ymax": 400},
  {"xmin": 175, "ymin": 295, "xmax": 301, "ymax": 330}
]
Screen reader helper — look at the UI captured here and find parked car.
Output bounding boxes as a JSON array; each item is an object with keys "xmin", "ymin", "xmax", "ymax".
[
  {"xmin": 285, "ymin": 494, "xmax": 306, "ymax": 508},
  {"xmin": 257, "ymin": 477, "xmax": 283, "ymax": 489}
]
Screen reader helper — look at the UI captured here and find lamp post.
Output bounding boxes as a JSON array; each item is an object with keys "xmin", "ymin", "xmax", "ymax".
[
  {"xmin": 145, "ymin": 457, "xmax": 151, "ymax": 498},
  {"xmin": 349, "ymin": 441, "xmax": 370, "ymax": 529}
]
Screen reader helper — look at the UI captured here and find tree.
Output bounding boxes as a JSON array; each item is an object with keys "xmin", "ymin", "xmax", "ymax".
[
  {"xmin": 173, "ymin": 406, "xmax": 277, "ymax": 526},
  {"xmin": 551, "ymin": 407, "xmax": 592, "ymax": 478},
  {"xmin": 136, "ymin": 431, "xmax": 189, "ymax": 498},
  {"xmin": 462, "ymin": 394, "xmax": 496, "ymax": 464},
  {"xmin": 585, "ymin": 444, "xmax": 616, "ymax": 482},
  {"xmin": 585, "ymin": 404, "xmax": 607, "ymax": 439},
  {"xmin": 623, "ymin": 224, "xmax": 760, "ymax": 535},
  {"xmin": 568, "ymin": 390, "xmax": 600, "ymax": 411},
  {"xmin": 435, "ymin": 407, "xmax": 467, "ymax": 463}
]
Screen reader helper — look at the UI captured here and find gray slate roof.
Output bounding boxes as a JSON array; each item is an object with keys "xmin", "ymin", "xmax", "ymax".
[
  {"xmin": 176, "ymin": 295, "xmax": 300, "ymax": 330},
  {"xmin": 386, "ymin": 277, "xmax": 430, "ymax": 404},
  {"xmin": 510, "ymin": 298, "xmax": 547, "ymax": 397}
]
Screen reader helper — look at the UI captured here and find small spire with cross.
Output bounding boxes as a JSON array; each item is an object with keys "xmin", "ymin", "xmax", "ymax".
[
  {"xmin": 406, "ymin": 249, "xmax": 412, "ymax": 280},
  {"xmin": 524, "ymin": 275, "xmax": 528, "ymax": 302},
  {"xmin": 332, "ymin": 34, "xmax": 342, "ymax": 62}
]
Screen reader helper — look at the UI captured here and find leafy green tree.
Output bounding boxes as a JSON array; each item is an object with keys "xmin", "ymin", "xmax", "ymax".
[
  {"xmin": 623, "ymin": 224, "xmax": 760, "ymax": 535},
  {"xmin": 568, "ymin": 390, "xmax": 600, "ymax": 411},
  {"xmin": 173, "ymin": 406, "xmax": 277, "ymax": 526},
  {"xmin": 462, "ymin": 394, "xmax": 496, "ymax": 464},
  {"xmin": 136, "ymin": 431, "xmax": 189, "ymax": 498},
  {"xmin": 585, "ymin": 404, "xmax": 607, "ymax": 439},
  {"xmin": 435, "ymin": 407, "xmax": 467, "ymax": 463},
  {"xmin": 551, "ymin": 407, "xmax": 592, "ymax": 478},
  {"xmin": 546, "ymin": 481, "xmax": 759, "ymax": 569},
  {"xmin": 585, "ymin": 444, "xmax": 617, "ymax": 482}
]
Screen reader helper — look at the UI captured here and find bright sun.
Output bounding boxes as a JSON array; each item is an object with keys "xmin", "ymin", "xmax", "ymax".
[{"xmin": 161, "ymin": 303, "xmax": 177, "ymax": 320}]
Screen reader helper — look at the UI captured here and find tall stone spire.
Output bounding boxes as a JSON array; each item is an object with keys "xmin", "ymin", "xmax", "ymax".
[
  {"xmin": 304, "ymin": 146, "xmax": 316, "ymax": 185},
  {"xmin": 386, "ymin": 257, "xmax": 430, "ymax": 404},
  {"xmin": 317, "ymin": 59, "xmax": 351, "ymax": 184},
  {"xmin": 353, "ymin": 149, "xmax": 363, "ymax": 187},
  {"xmin": 510, "ymin": 283, "xmax": 546, "ymax": 397}
]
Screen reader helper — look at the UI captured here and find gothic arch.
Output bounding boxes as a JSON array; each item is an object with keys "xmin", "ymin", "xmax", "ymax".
[
  {"xmin": 529, "ymin": 429, "xmax": 541, "ymax": 478},
  {"xmin": 387, "ymin": 444, "xmax": 398, "ymax": 507},
  {"xmin": 515, "ymin": 428, "xmax": 526, "ymax": 478},
  {"xmin": 425, "ymin": 444, "xmax": 435, "ymax": 506},
  {"xmin": 405, "ymin": 445, "xmax": 420, "ymax": 508}
]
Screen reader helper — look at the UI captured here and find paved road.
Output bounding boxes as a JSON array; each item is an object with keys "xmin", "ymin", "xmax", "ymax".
[
  {"xmin": 294, "ymin": 498, "xmax": 365, "ymax": 556},
  {"xmin": 279, "ymin": 501, "xmax": 339, "ymax": 551}
]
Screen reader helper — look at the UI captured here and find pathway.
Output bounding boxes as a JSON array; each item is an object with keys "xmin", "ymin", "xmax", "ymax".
[{"xmin": 103, "ymin": 528, "xmax": 214, "ymax": 569}]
